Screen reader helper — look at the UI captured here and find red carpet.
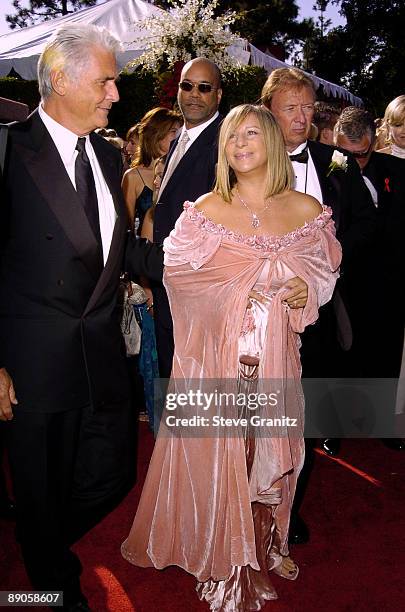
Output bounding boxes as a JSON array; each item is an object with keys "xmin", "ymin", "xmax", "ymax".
[{"xmin": 1, "ymin": 427, "xmax": 404, "ymax": 611}]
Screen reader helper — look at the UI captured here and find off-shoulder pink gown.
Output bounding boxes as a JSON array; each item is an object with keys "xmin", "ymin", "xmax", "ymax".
[{"xmin": 122, "ymin": 202, "xmax": 341, "ymax": 610}]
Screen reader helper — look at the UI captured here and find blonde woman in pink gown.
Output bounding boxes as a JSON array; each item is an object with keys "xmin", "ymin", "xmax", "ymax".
[{"xmin": 122, "ymin": 105, "xmax": 341, "ymax": 610}]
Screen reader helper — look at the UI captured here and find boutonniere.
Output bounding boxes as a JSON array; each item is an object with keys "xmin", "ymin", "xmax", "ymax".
[
  {"xmin": 384, "ymin": 177, "xmax": 391, "ymax": 192},
  {"xmin": 327, "ymin": 150, "xmax": 348, "ymax": 176}
]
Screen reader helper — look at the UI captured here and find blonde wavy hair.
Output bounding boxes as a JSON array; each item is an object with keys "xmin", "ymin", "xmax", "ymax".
[
  {"xmin": 214, "ymin": 104, "xmax": 294, "ymax": 203},
  {"xmin": 381, "ymin": 95, "xmax": 405, "ymax": 144}
]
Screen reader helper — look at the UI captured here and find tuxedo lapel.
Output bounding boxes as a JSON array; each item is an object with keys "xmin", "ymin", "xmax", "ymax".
[
  {"xmin": 84, "ymin": 134, "xmax": 127, "ymax": 314},
  {"xmin": 362, "ymin": 154, "xmax": 379, "ymax": 187},
  {"xmin": 165, "ymin": 139, "xmax": 203, "ymax": 191},
  {"xmin": 308, "ymin": 141, "xmax": 337, "ymax": 202},
  {"xmin": 160, "ymin": 116, "xmax": 221, "ymax": 200},
  {"xmin": 18, "ymin": 112, "xmax": 102, "ymax": 280},
  {"xmin": 363, "ymin": 152, "xmax": 399, "ymax": 212},
  {"xmin": 308, "ymin": 141, "xmax": 342, "ymax": 231}
]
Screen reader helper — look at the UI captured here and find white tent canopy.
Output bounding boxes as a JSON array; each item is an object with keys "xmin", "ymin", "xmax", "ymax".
[
  {"xmin": 0, "ymin": 0, "xmax": 362, "ymax": 105},
  {"xmin": 0, "ymin": 0, "xmax": 163, "ymax": 79}
]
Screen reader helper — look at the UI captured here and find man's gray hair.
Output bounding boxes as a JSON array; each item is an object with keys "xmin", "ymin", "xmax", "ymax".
[
  {"xmin": 38, "ymin": 24, "xmax": 122, "ymax": 100},
  {"xmin": 334, "ymin": 106, "xmax": 375, "ymax": 142}
]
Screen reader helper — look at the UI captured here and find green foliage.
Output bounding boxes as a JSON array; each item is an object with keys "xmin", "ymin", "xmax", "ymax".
[
  {"xmin": 214, "ymin": 1, "xmax": 313, "ymax": 57},
  {"xmin": 6, "ymin": 1, "xmax": 97, "ymax": 29},
  {"xmin": 221, "ymin": 65, "xmax": 268, "ymax": 110},
  {"xmin": 300, "ymin": 0, "xmax": 405, "ymax": 115},
  {"xmin": 108, "ymin": 70, "xmax": 159, "ymax": 136}
]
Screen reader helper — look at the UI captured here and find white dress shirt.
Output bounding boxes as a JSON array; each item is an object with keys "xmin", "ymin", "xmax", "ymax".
[
  {"xmin": 177, "ymin": 111, "xmax": 219, "ymax": 154},
  {"xmin": 289, "ymin": 141, "xmax": 323, "ymax": 204},
  {"xmin": 362, "ymin": 175, "xmax": 378, "ymax": 207},
  {"xmin": 38, "ymin": 105, "xmax": 116, "ymax": 264}
]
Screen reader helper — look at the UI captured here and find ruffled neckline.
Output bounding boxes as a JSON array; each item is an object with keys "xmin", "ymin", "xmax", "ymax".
[{"xmin": 183, "ymin": 201, "xmax": 333, "ymax": 252}]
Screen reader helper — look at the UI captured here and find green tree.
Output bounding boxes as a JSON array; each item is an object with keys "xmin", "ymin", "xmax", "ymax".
[
  {"xmin": 216, "ymin": 1, "xmax": 313, "ymax": 57},
  {"xmin": 312, "ymin": 0, "xmax": 331, "ymax": 38},
  {"xmin": 300, "ymin": 0, "xmax": 405, "ymax": 114},
  {"xmin": 6, "ymin": 0, "xmax": 97, "ymax": 29}
]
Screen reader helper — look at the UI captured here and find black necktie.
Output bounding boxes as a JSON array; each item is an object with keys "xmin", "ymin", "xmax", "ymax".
[
  {"xmin": 75, "ymin": 137, "xmax": 102, "ymax": 247},
  {"xmin": 289, "ymin": 148, "xmax": 309, "ymax": 164}
]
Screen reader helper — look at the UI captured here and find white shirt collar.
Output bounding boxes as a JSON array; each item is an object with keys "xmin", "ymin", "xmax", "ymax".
[
  {"xmin": 288, "ymin": 141, "xmax": 308, "ymax": 156},
  {"xmin": 38, "ymin": 104, "xmax": 86, "ymax": 166},
  {"xmin": 180, "ymin": 111, "xmax": 219, "ymax": 145}
]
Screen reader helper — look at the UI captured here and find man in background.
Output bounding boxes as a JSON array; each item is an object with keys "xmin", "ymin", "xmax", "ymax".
[
  {"xmin": 153, "ymin": 57, "xmax": 223, "ymax": 378},
  {"xmin": 313, "ymin": 100, "xmax": 341, "ymax": 145},
  {"xmin": 334, "ymin": 107, "xmax": 405, "ymax": 450}
]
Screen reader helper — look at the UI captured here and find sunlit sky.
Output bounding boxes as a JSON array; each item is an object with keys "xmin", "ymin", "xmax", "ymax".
[{"xmin": 0, "ymin": 0, "xmax": 345, "ymax": 37}]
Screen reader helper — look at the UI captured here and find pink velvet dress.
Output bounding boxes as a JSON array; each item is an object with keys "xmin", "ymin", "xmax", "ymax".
[{"xmin": 122, "ymin": 202, "xmax": 341, "ymax": 610}]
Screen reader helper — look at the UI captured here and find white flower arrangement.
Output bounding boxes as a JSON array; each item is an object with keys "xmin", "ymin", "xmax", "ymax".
[
  {"xmin": 327, "ymin": 150, "xmax": 348, "ymax": 176},
  {"xmin": 127, "ymin": 0, "xmax": 241, "ymax": 73}
]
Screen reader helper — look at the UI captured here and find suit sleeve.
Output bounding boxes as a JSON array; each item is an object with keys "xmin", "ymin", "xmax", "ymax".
[{"xmin": 124, "ymin": 235, "xmax": 164, "ymax": 283}]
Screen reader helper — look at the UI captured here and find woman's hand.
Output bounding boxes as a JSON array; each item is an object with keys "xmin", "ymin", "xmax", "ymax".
[
  {"xmin": 0, "ymin": 368, "xmax": 17, "ymax": 421},
  {"xmin": 282, "ymin": 276, "xmax": 308, "ymax": 309},
  {"xmin": 143, "ymin": 287, "xmax": 154, "ymax": 317},
  {"xmin": 247, "ymin": 290, "xmax": 269, "ymax": 306}
]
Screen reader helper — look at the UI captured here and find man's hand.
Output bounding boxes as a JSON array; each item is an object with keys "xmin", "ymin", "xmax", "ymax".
[
  {"xmin": 282, "ymin": 276, "xmax": 308, "ymax": 309},
  {"xmin": 0, "ymin": 368, "xmax": 17, "ymax": 421}
]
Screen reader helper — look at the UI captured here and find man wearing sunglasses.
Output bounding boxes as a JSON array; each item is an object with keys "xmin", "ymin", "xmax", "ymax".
[
  {"xmin": 334, "ymin": 107, "xmax": 378, "ymax": 172},
  {"xmin": 334, "ymin": 107, "xmax": 405, "ymax": 450},
  {"xmin": 153, "ymin": 57, "xmax": 222, "ymax": 378}
]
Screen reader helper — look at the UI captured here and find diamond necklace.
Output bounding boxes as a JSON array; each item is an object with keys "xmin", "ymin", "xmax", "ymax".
[{"xmin": 235, "ymin": 187, "xmax": 272, "ymax": 229}]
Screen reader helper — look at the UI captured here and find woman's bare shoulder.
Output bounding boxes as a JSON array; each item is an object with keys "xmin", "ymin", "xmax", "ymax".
[
  {"xmin": 122, "ymin": 166, "xmax": 140, "ymax": 185},
  {"xmin": 194, "ymin": 192, "xmax": 224, "ymax": 213},
  {"xmin": 288, "ymin": 191, "xmax": 323, "ymax": 217}
]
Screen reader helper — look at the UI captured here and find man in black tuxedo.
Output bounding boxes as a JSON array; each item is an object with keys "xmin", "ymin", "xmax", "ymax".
[
  {"xmin": 334, "ymin": 107, "xmax": 405, "ymax": 449},
  {"xmin": 261, "ymin": 68, "xmax": 377, "ymax": 543},
  {"xmin": 152, "ymin": 58, "xmax": 223, "ymax": 378},
  {"xmin": 0, "ymin": 24, "xmax": 138, "ymax": 611}
]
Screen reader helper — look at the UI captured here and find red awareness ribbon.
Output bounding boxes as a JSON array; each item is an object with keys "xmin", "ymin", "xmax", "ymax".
[{"xmin": 384, "ymin": 178, "xmax": 391, "ymax": 192}]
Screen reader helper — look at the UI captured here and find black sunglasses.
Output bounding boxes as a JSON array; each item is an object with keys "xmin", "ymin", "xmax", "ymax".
[
  {"xmin": 179, "ymin": 81, "xmax": 217, "ymax": 94},
  {"xmin": 351, "ymin": 141, "xmax": 374, "ymax": 158}
]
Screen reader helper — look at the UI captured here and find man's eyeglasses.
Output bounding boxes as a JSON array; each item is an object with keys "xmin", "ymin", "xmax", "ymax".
[{"xmin": 179, "ymin": 81, "xmax": 217, "ymax": 94}]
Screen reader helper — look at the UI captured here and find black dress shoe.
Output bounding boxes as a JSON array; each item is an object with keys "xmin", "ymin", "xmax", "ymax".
[
  {"xmin": 381, "ymin": 438, "xmax": 405, "ymax": 451},
  {"xmin": 321, "ymin": 438, "xmax": 341, "ymax": 457},
  {"xmin": 0, "ymin": 498, "xmax": 16, "ymax": 521},
  {"xmin": 288, "ymin": 513, "xmax": 309, "ymax": 545}
]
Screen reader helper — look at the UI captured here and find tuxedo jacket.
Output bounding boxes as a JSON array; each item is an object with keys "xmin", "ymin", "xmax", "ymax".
[
  {"xmin": 0, "ymin": 110, "xmax": 130, "ymax": 413},
  {"xmin": 150, "ymin": 115, "xmax": 222, "ymax": 342},
  {"xmin": 153, "ymin": 115, "xmax": 222, "ymax": 245},
  {"xmin": 300, "ymin": 141, "xmax": 377, "ymax": 375},
  {"xmin": 307, "ymin": 140, "xmax": 376, "ymax": 271},
  {"xmin": 358, "ymin": 151, "xmax": 405, "ymax": 375},
  {"xmin": 363, "ymin": 151, "xmax": 405, "ymax": 240}
]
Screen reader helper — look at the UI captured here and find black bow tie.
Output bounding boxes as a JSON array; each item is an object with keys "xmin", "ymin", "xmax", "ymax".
[{"xmin": 289, "ymin": 148, "xmax": 309, "ymax": 164}]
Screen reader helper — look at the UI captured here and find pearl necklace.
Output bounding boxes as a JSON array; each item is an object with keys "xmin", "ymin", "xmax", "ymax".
[{"xmin": 235, "ymin": 187, "xmax": 272, "ymax": 229}]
